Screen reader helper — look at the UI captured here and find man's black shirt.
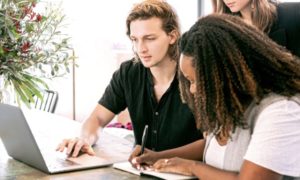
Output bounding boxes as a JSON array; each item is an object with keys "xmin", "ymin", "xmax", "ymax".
[{"xmin": 99, "ymin": 59, "xmax": 202, "ymax": 151}]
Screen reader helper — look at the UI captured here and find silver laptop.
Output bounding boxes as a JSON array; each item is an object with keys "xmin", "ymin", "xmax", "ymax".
[{"xmin": 0, "ymin": 103, "xmax": 133, "ymax": 174}]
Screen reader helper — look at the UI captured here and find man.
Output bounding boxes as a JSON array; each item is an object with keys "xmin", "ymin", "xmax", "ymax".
[{"xmin": 56, "ymin": 0, "xmax": 201, "ymax": 158}]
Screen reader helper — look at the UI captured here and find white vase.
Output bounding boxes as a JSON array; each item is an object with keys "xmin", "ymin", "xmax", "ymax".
[{"xmin": 0, "ymin": 75, "xmax": 11, "ymax": 104}]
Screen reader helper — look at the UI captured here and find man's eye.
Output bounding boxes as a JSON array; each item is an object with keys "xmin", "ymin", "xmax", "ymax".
[{"xmin": 146, "ymin": 38, "xmax": 155, "ymax": 41}]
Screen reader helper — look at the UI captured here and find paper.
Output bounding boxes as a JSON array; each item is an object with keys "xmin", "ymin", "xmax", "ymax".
[{"xmin": 113, "ymin": 161, "xmax": 196, "ymax": 180}]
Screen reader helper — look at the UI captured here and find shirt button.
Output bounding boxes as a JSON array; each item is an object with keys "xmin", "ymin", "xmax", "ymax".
[
  {"xmin": 155, "ymin": 112, "xmax": 159, "ymax": 115},
  {"xmin": 153, "ymin": 130, "xmax": 157, "ymax": 134}
]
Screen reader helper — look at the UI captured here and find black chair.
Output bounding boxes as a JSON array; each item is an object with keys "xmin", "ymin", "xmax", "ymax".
[{"xmin": 34, "ymin": 90, "xmax": 59, "ymax": 113}]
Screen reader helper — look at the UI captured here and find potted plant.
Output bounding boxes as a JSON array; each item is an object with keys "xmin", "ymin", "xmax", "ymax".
[{"xmin": 0, "ymin": 0, "xmax": 74, "ymax": 106}]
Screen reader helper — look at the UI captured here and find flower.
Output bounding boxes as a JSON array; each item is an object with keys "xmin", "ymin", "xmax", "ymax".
[{"xmin": 0, "ymin": 0, "xmax": 74, "ymax": 106}]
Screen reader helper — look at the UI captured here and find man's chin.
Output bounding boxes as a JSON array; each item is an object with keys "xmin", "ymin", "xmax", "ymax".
[{"xmin": 141, "ymin": 61, "xmax": 153, "ymax": 68}]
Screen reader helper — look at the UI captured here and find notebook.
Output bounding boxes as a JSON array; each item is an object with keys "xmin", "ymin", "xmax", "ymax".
[
  {"xmin": 113, "ymin": 161, "xmax": 197, "ymax": 180},
  {"xmin": 0, "ymin": 103, "xmax": 133, "ymax": 174}
]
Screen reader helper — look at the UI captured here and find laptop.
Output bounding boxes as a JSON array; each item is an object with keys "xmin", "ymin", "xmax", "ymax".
[{"xmin": 0, "ymin": 103, "xmax": 133, "ymax": 174}]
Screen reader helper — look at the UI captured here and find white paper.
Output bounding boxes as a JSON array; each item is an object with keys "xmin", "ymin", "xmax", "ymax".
[{"xmin": 113, "ymin": 161, "xmax": 196, "ymax": 180}]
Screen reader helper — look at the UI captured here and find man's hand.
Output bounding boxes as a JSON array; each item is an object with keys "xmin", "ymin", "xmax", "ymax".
[{"xmin": 56, "ymin": 137, "xmax": 95, "ymax": 157}]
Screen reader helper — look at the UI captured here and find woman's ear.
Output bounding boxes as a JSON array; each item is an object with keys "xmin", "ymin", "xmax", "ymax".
[{"xmin": 168, "ymin": 30, "xmax": 179, "ymax": 45}]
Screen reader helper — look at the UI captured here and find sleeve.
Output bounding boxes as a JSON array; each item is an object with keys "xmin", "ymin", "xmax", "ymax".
[
  {"xmin": 244, "ymin": 99, "xmax": 300, "ymax": 177},
  {"xmin": 98, "ymin": 65, "xmax": 127, "ymax": 115}
]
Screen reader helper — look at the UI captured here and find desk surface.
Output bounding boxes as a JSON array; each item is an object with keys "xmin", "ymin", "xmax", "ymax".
[{"xmin": 0, "ymin": 109, "xmax": 155, "ymax": 180}]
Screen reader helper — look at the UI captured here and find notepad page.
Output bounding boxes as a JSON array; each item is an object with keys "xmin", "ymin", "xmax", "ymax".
[
  {"xmin": 113, "ymin": 161, "xmax": 141, "ymax": 175},
  {"xmin": 113, "ymin": 161, "xmax": 197, "ymax": 180}
]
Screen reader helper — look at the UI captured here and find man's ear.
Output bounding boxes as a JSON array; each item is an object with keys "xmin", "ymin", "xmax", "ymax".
[{"xmin": 168, "ymin": 30, "xmax": 179, "ymax": 45}]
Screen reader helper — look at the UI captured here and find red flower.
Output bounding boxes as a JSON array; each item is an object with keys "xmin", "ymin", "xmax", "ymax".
[
  {"xmin": 23, "ymin": 6, "xmax": 32, "ymax": 16},
  {"xmin": 14, "ymin": 21, "xmax": 21, "ymax": 33},
  {"xmin": 21, "ymin": 42, "xmax": 31, "ymax": 53},
  {"xmin": 30, "ymin": 12, "xmax": 36, "ymax": 20},
  {"xmin": 3, "ymin": 47, "xmax": 10, "ymax": 52},
  {"xmin": 36, "ymin": 14, "xmax": 42, "ymax": 22}
]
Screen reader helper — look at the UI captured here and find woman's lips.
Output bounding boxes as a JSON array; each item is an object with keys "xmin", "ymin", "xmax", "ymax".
[{"xmin": 226, "ymin": 2, "xmax": 235, "ymax": 8}]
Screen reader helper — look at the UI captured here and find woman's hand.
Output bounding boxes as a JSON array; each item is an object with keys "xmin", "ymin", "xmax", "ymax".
[
  {"xmin": 153, "ymin": 157, "xmax": 196, "ymax": 176},
  {"xmin": 129, "ymin": 145, "xmax": 160, "ymax": 169}
]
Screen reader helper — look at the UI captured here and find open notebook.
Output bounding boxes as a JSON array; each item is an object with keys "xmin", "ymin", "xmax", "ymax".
[{"xmin": 113, "ymin": 161, "xmax": 197, "ymax": 180}]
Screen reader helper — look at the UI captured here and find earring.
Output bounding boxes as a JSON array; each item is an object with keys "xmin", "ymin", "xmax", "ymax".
[{"xmin": 251, "ymin": 0, "xmax": 255, "ymax": 10}]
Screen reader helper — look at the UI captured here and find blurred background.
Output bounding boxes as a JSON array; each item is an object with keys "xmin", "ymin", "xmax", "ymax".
[{"xmin": 47, "ymin": 0, "xmax": 298, "ymax": 122}]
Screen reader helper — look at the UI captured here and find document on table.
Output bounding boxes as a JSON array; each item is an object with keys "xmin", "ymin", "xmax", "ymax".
[{"xmin": 113, "ymin": 161, "xmax": 197, "ymax": 180}]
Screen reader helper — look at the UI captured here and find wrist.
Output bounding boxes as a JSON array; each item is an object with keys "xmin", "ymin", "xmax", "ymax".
[
  {"xmin": 80, "ymin": 132, "xmax": 97, "ymax": 146},
  {"xmin": 189, "ymin": 160, "xmax": 200, "ymax": 176},
  {"xmin": 153, "ymin": 151, "xmax": 163, "ymax": 163}
]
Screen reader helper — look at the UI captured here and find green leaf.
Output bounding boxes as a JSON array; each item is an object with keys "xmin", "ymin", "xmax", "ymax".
[{"xmin": 1, "ymin": 0, "xmax": 75, "ymax": 106}]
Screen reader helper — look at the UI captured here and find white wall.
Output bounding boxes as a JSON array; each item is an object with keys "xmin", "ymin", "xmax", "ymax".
[{"xmin": 50, "ymin": 1, "xmax": 198, "ymax": 122}]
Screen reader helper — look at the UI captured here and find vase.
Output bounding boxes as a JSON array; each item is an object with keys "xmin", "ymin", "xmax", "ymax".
[{"xmin": 0, "ymin": 75, "xmax": 11, "ymax": 104}]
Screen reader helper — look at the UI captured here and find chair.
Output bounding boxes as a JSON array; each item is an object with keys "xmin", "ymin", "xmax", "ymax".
[{"xmin": 34, "ymin": 90, "xmax": 59, "ymax": 113}]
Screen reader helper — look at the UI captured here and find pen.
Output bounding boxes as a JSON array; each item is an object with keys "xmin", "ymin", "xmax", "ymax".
[{"xmin": 140, "ymin": 125, "xmax": 149, "ymax": 155}]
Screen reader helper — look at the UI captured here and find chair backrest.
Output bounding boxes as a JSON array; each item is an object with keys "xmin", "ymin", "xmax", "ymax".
[{"xmin": 34, "ymin": 90, "xmax": 59, "ymax": 113}]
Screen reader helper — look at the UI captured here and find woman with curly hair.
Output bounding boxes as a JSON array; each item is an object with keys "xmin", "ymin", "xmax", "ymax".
[{"xmin": 134, "ymin": 14, "xmax": 300, "ymax": 179}]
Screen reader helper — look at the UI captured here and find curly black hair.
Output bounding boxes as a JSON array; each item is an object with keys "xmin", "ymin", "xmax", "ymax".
[{"xmin": 179, "ymin": 14, "xmax": 300, "ymax": 138}]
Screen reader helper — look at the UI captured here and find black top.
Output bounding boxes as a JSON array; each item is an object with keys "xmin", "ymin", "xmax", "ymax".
[
  {"xmin": 269, "ymin": 2, "xmax": 300, "ymax": 58},
  {"xmin": 99, "ymin": 59, "xmax": 202, "ymax": 151}
]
